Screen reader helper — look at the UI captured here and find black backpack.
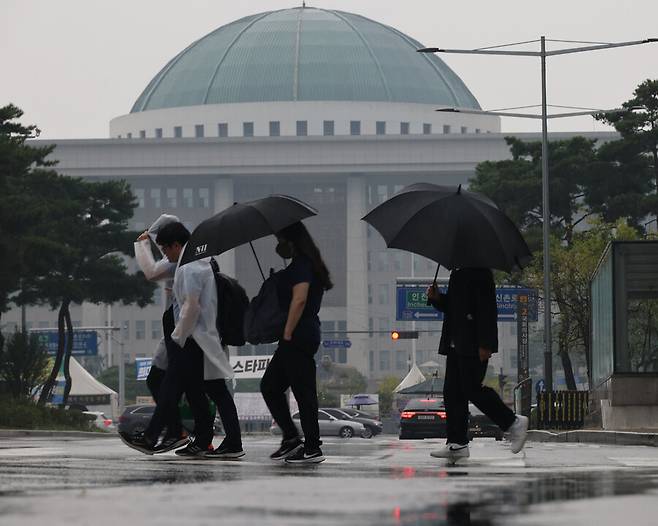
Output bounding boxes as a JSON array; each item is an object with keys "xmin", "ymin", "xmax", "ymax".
[
  {"xmin": 209, "ymin": 258, "xmax": 249, "ymax": 347},
  {"xmin": 243, "ymin": 269, "xmax": 287, "ymax": 345}
]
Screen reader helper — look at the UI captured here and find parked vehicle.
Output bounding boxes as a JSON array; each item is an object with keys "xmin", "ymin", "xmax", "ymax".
[
  {"xmin": 83, "ymin": 411, "xmax": 115, "ymax": 431},
  {"xmin": 321, "ymin": 408, "xmax": 383, "ymax": 438},
  {"xmin": 118, "ymin": 402, "xmax": 221, "ymax": 436},
  {"xmin": 468, "ymin": 403, "xmax": 503, "ymax": 440},
  {"xmin": 270, "ymin": 409, "xmax": 366, "ymax": 438},
  {"xmin": 399, "ymin": 398, "xmax": 446, "ymax": 439}
]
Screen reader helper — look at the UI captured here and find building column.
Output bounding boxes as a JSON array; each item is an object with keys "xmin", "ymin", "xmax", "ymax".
[
  {"xmin": 346, "ymin": 174, "xmax": 369, "ymax": 377},
  {"xmin": 213, "ymin": 177, "xmax": 235, "ymax": 277}
]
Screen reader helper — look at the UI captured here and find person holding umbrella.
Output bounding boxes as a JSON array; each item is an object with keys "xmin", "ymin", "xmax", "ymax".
[
  {"xmin": 362, "ymin": 183, "xmax": 532, "ymax": 461},
  {"xmin": 260, "ymin": 222, "xmax": 333, "ymax": 464},
  {"xmin": 426, "ymin": 269, "xmax": 528, "ymax": 460}
]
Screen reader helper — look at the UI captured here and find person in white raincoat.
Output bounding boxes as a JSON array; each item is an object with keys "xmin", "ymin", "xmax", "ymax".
[{"xmin": 128, "ymin": 221, "xmax": 244, "ymax": 458}]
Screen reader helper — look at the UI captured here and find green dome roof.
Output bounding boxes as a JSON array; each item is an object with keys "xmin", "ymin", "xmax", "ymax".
[{"xmin": 131, "ymin": 7, "xmax": 481, "ymax": 112}]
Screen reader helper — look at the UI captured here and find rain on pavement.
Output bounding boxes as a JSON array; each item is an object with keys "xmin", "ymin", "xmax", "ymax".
[{"xmin": 1, "ymin": 435, "xmax": 658, "ymax": 526}]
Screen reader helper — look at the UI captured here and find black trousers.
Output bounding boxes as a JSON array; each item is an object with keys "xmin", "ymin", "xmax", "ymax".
[
  {"xmin": 443, "ymin": 351, "xmax": 516, "ymax": 445},
  {"xmin": 145, "ymin": 365, "xmax": 183, "ymax": 433},
  {"xmin": 184, "ymin": 341, "xmax": 243, "ymax": 450},
  {"xmin": 260, "ymin": 342, "xmax": 321, "ymax": 450},
  {"xmin": 144, "ymin": 308, "xmax": 212, "ymax": 443}
]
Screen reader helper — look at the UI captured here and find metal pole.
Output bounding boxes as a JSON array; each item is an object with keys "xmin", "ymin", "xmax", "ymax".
[
  {"xmin": 540, "ymin": 36, "xmax": 553, "ymax": 392},
  {"xmin": 410, "ymin": 252, "xmax": 417, "ymax": 366},
  {"xmin": 118, "ymin": 337, "xmax": 125, "ymax": 415}
]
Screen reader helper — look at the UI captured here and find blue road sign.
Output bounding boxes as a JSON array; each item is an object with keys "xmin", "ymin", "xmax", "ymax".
[
  {"xmin": 395, "ymin": 283, "xmax": 538, "ymax": 322},
  {"xmin": 136, "ymin": 358, "xmax": 153, "ymax": 381},
  {"xmin": 322, "ymin": 339, "xmax": 352, "ymax": 349},
  {"xmin": 36, "ymin": 330, "xmax": 98, "ymax": 356}
]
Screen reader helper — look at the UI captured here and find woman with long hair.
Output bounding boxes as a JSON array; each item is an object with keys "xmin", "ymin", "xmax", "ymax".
[{"xmin": 260, "ymin": 221, "xmax": 333, "ymax": 463}]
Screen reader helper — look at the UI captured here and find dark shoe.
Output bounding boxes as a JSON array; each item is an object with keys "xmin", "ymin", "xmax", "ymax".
[
  {"xmin": 119, "ymin": 431, "xmax": 156, "ymax": 455},
  {"xmin": 205, "ymin": 442, "xmax": 245, "ymax": 460},
  {"xmin": 153, "ymin": 434, "xmax": 190, "ymax": 454},
  {"xmin": 175, "ymin": 442, "xmax": 212, "ymax": 458},
  {"xmin": 270, "ymin": 437, "xmax": 303, "ymax": 460},
  {"xmin": 285, "ymin": 447, "xmax": 325, "ymax": 464}
]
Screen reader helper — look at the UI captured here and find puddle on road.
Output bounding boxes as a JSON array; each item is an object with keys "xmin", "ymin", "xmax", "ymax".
[{"xmin": 387, "ymin": 470, "xmax": 658, "ymax": 526}]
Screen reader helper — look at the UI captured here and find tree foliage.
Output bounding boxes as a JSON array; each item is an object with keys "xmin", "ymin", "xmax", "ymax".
[{"xmin": 0, "ymin": 330, "xmax": 50, "ymax": 399}]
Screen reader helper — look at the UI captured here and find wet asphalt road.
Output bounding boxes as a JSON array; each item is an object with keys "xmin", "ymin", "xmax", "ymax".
[{"xmin": 1, "ymin": 434, "xmax": 658, "ymax": 525}]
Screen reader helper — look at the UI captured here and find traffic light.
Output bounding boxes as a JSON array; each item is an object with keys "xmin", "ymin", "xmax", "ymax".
[{"xmin": 391, "ymin": 330, "xmax": 419, "ymax": 340}]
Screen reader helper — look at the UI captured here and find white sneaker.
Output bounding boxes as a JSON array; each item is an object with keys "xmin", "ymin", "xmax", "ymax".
[
  {"xmin": 508, "ymin": 415, "xmax": 529, "ymax": 454},
  {"xmin": 430, "ymin": 443, "xmax": 470, "ymax": 459}
]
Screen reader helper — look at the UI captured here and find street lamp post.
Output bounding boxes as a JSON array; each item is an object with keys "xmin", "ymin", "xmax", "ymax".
[{"xmin": 420, "ymin": 36, "xmax": 657, "ymax": 392}]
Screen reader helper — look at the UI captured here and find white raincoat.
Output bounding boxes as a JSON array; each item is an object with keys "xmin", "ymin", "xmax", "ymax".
[
  {"xmin": 171, "ymin": 254, "xmax": 233, "ymax": 381},
  {"xmin": 132, "ymin": 214, "xmax": 179, "ymax": 370}
]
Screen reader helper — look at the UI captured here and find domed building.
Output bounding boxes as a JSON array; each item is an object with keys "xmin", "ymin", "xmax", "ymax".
[
  {"xmin": 9, "ymin": 7, "xmax": 612, "ymax": 397},
  {"xmin": 111, "ymin": 7, "xmax": 498, "ymax": 139}
]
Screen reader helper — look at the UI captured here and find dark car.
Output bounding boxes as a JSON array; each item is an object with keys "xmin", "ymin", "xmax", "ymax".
[
  {"xmin": 468, "ymin": 403, "xmax": 503, "ymax": 440},
  {"xmin": 118, "ymin": 404, "xmax": 220, "ymax": 436},
  {"xmin": 321, "ymin": 408, "xmax": 383, "ymax": 438},
  {"xmin": 399, "ymin": 398, "xmax": 447, "ymax": 439}
]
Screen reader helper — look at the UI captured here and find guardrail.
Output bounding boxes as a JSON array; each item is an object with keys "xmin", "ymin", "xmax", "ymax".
[{"xmin": 536, "ymin": 391, "xmax": 588, "ymax": 430}]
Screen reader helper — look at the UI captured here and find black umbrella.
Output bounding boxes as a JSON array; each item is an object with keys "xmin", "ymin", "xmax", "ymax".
[
  {"xmin": 362, "ymin": 183, "xmax": 531, "ymax": 274},
  {"xmin": 180, "ymin": 195, "xmax": 317, "ymax": 273}
]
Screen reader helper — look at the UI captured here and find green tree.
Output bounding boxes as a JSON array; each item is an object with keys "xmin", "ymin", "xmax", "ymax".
[
  {"xmin": 596, "ymin": 79, "xmax": 658, "ymax": 219},
  {"xmin": 377, "ymin": 376, "xmax": 401, "ymax": 417},
  {"xmin": 95, "ymin": 364, "xmax": 152, "ymax": 405},
  {"xmin": 0, "ymin": 330, "xmax": 50, "ymax": 398},
  {"xmin": 36, "ymin": 178, "xmax": 155, "ymax": 407}
]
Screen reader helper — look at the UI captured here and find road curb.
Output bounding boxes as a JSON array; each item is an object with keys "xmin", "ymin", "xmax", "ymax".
[
  {"xmin": 528, "ymin": 429, "xmax": 658, "ymax": 447},
  {"xmin": 0, "ymin": 429, "xmax": 116, "ymax": 439}
]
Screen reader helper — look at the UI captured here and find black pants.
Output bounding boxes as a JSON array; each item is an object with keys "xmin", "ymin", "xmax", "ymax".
[
  {"xmin": 184, "ymin": 341, "xmax": 243, "ymax": 450},
  {"xmin": 145, "ymin": 365, "xmax": 183, "ymax": 433},
  {"xmin": 443, "ymin": 351, "xmax": 516, "ymax": 445},
  {"xmin": 260, "ymin": 342, "xmax": 321, "ymax": 451},
  {"xmin": 144, "ymin": 308, "xmax": 212, "ymax": 443}
]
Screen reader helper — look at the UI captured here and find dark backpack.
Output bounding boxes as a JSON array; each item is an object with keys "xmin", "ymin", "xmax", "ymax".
[
  {"xmin": 243, "ymin": 268, "xmax": 287, "ymax": 345},
  {"xmin": 209, "ymin": 258, "xmax": 249, "ymax": 347}
]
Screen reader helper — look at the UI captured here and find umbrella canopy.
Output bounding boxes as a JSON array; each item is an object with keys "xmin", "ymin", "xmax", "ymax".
[
  {"xmin": 397, "ymin": 375, "xmax": 444, "ymax": 396},
  {"xmin": 346, "ymin": 394, "xmax": 378, "ymax": 406},
  {"xmin": 394, "ymin": 363, "xmax": 426, "ymax": 393},
  {"xmin": 362, "ymin": 183, "xmax": 532, "ymax": 273},
  {"xmin": 180, "ymin": 195, "xmax": 317, "ymax": 266}
]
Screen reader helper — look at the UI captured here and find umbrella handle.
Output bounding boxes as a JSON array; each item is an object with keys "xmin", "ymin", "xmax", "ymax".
[
  {"xmin": 249, "ymin": 241, "xmax": 266, "ymax": 281},
  {"xmin": 432, "ymin": 264, "xmax": 440, "ymax": 286}
]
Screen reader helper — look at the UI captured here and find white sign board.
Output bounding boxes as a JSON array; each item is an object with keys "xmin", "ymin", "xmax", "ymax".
[{"xmin": 230, "ymin": 355, "xmax": 272, "ymax": 379}]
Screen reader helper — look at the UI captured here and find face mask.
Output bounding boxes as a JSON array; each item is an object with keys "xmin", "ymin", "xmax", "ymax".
[{"xmin": 276, "ymin": 241, "xmax": 294, "ymax": 259}]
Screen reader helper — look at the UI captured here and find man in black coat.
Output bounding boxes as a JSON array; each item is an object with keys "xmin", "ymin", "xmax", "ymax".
[{"xmin": 427, "ymin": 268, "xmax": 528, "ymax": 460}]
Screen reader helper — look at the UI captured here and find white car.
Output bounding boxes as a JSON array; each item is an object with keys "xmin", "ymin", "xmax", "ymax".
[
  {"xmin": 83, "ymin": 411, "xmax": 115, "ymax": 431},
  {"xmin": 270, "ymin": 409, "xmax": 366, "ymax": 438}
]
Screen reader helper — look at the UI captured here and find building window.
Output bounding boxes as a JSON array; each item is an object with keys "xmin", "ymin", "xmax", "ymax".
[
  {"xmin": 153, "ymin": 287, "xmax": 162, "ymax": 306},
  {"xmin": 323, "ymin": 120, "xmax": 334, "ymax": 136},
  {"xmin": 151, "ymin": 320, "xmax": 162, "ymax": 340},
  {"xmin": 350, "ymin": 121, "xmax": 361, "ymax": 136},
  {"xmin": 218, "ymin": 123, "xmax": 228, "ymax": 137},
  {"xmin": 378, "ymin": 317, "xmax": 388, "ymax": 335},
  {"xmin": 377, "ymin": 252, "xmax": 388, "ymax": 272},
  {"xmin": 369, "ymin": 350, "xmax": 374, "ymax": 372},
  {"xmin": 296, "ymin": 120, "xmax": 308, "ymax": 136},
  {"xmin": 338, "ymin": 348, "xmax": 347, "ymax": 364},
  {"xmin": 139, "ymin": 130, "xmax": 146, "ymax": 139},
  {"xmin": 135, "ymin": 320, "xmax": 145, "ymax": 340},
  {"xmin": 337, "ymin": 320, "xmax": 347, "ymax": 335},
  {"xmin": 183, "ymin": 188, "xmax": 194, "ymax": 208},
  {"xmin": 369, "ymin": 318, "xmax": 374, "ymax": 337},
  {"xmin": 377, "ymin": 184, "xmax": 388, "ymax": 204},
  {"xmin": 376, "ymin": 121, "xmax": 386, "ymax": 135},
  {"xmin": 378, "ymin": 284, "xmax": 389, "ymax": 305},
  {"xmin": 400, "ymin": 122, "xmax": 410, "ymax": 135},
  {"xmin": 166, "ymin": 188, "xmax": 177, "ymax": 208},
  {"xmin": 155, "ymin": 128, "xmax": 163, "ymax": 138},
  {"xmin": 173, "ymin": 126, "xmax": 182, "ymax": 138},
  {"xmin": 122, "ymin": 321, "xmax": 130, "ymax": 340},
  {"xmin": 443, "ymin": 125, "xmax": 451, "ymax": 134},
  {"xmin": 423, "ymin": 123, "xmax": 432, "ymax": 135},
  {"xmin": 150, "ymin": 188, "xmax": 161, "ymax": 208},
  {"xmin": 199, "ymin": 188, "xmax": 210, "ymax": 208},
  {"xmin": 368, "ymin": 284, "xmax": 372, "ymax": 305},
  {"xmin": 269, "ymin": 121, "xmax": 280, "ymax": 137},
  {"xmin": 134, "ymin": 189, "xmax": 145, "ymax": 208},
  {"xmin": 396, "ymin": 351, "xmax": 406, "ymax": 370},
  {"xmin": 243, "ymin": 122, "xmax": 254, "ymax": 137},
  {"xmin": 379, "ymin": 350, "xmax": 390, "ymax": 371},
  {"xmin": 195, "ymin": 124, "xmax": 204, "ymax": 138},
  {"xmin": 461, "ymin": 126, "xmax": 468, "ymax": 134}
]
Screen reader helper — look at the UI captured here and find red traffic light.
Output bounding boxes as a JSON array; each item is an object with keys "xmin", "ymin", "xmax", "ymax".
[{"xmin": 390, "ymin": 330, "xmax": 419, "ymax": 340}]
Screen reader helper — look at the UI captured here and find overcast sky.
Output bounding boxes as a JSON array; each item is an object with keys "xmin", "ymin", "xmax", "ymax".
[{"xmin": 2, "ymin": 0, "xmax": 657, "ymax": 139}]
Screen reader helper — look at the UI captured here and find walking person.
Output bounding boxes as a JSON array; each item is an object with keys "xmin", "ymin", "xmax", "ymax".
[
  {"xmin": 426, "ymin": 268, "xmax": 528, "ymax": 460},
  {"xmin": 260, "ymin": 222, "xmax": 332, "ymax": 464}
]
